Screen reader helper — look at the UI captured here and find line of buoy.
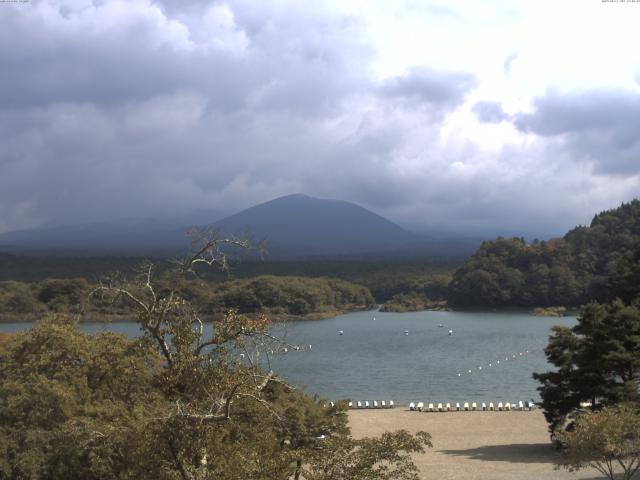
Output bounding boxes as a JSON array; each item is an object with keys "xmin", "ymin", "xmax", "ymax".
[{"xmin": 456, "ymin": 348, "xmax": 542, "ymax": 377}]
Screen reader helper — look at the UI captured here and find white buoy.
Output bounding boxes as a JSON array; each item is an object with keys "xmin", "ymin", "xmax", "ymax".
[
  {"xmin": 339, "ymin": 330, "xmax": 344, "ymax": 335},
  {"xmin": 448, "ymin": 329, "xmax": 453, "ymax": 335},
  {"xmin": 457, "ymin": 373, "xmax": 462, "ymax": 377},
  {"xmin": 404, "ymin": 330, "xmax": 409, "ymax": 335}
]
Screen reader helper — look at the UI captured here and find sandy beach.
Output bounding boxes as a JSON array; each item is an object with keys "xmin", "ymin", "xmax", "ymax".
[{"xmin": 348, "ymin": 409, "xmax": 607, "ymax": 480}]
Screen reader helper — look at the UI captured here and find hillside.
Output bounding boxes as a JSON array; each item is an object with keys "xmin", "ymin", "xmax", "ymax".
[
  {"xmin": 448, "ymin": 200, "xmax": 640, "ymax": 307},
  {"xmin": 211, "ymin": 194, "xmax": 422, "ymax": 257},
  {"xmin": 0, "ymin": 210, "xmax": 225, "ymax": 254},
  {"xmin": 0, "ymin": 194, "xmax": 479, "ymax": 260}
]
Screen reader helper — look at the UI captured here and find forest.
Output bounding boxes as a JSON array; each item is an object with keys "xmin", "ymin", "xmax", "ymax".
[
  {"xmin": 449, "ymin": 200, "xmax": 640, "ymax": 308},
  {"xmin": 0, "ymin": 274, "xmax": 376, "ymax": 322},
  {"xmin": 0, "ymin": 254, "xmax": 455, "ymax": 319}
]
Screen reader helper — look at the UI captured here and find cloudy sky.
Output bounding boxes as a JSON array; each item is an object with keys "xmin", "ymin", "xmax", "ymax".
[{"xmin": 1, "ymin": 0, "xmax": 640, "ymax": 236}]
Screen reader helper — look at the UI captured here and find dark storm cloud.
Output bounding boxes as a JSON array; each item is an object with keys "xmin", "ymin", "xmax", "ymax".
[
  {"xmin": 472, "ymin": 101, "xmax": 510, "ymax": 123},
  {"xmin": 380, "ymin": 67, "xmax": 478, "ymax": 110},
  {"xmin": 0, "ymin": 1, "xmax": 377, "ymax": 230},
  {"xmin": 513, "ymin": 89, "xmax": 640, "ymax": 173},
  {"xmin": 0, "ymin": 5, "xmax": 251, "ymax": 111},
  {"xmin": 0, "ymin": 1, "xmax": 637, "ymax": 237}
]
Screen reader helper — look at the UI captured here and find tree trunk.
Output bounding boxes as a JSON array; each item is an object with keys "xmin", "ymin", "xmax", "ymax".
[{"xmin": 294, "ymin": 459, "xmax": 302, "ymax": 480}]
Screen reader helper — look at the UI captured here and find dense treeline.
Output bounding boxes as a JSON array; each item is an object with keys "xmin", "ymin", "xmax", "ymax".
[
  {"xmin": 379, "ymin": 292, "xmax": 447, "ymax": 313},
  {"xmin": 190, "ymin": 275, "xmax": 375, "ymax": 317},
  {"xmin": 0, "ymin": 275, "xmax": 375, "ymax": 321},
  {"xmin": 0, "ymin": 256, "xmax": 454, "ymax": 315},
  {"xmin": 449, "ymin": 200, "xmax": 640, "ymax": 307},
  {"xmin": 0, "ymin": 253, "xmax": 144, "ymax": 282}
]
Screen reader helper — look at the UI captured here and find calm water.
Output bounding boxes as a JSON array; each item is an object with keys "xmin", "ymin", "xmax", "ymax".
[{"xmin": 0, "ymin": 309, "xmax": 575, "ymax": 405}]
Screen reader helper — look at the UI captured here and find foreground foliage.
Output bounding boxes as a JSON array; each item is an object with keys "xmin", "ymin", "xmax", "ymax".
[
  {"xmin": 556, "ymin": 405, "xmax": 640, "ymax": 480},
  {"xmin": 0, "ymin": 237, "xmax": 430, "ymax": 479}
]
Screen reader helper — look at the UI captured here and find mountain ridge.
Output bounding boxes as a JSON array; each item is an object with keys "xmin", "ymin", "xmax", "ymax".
[{"xmin": 0, "ymin": 194, "xmax": 479, "ymax": 260}]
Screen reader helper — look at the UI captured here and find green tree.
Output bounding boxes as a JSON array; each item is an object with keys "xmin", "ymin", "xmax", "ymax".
[
  {"xmin": 534, "ymin": 300, "xmax": 640, "ymax": 434},
  {"xmin": 556, "ymin": 405, "xmax": 640, "ymax": 480},
  {"xmin": 303, "ymin": 430, "xmax": 432, "ymax": 480}
]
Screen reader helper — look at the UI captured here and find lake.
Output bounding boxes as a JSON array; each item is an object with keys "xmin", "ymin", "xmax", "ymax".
[{"xmin": 0, "ymin": 309, "xmax": 575, "ymax": 406}]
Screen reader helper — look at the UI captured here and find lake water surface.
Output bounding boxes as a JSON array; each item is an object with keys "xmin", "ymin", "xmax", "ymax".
[{"xmin": 1, "ymin": 309, "xmax": 575, "ymax": 405}]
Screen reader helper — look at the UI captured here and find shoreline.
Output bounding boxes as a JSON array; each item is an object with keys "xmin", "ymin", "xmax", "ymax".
[
  {"xmin": 0, "ymin": 306, "xmax": 377, "ymax": 324},
  {"xmin": 348, "ymin": 409, "xmax": 597, "ymax": 480}
]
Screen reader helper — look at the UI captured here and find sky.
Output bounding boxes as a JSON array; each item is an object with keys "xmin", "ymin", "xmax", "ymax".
[{"xmin": 1, "ymin": 0, "xmax": 640, "ymax": 237}]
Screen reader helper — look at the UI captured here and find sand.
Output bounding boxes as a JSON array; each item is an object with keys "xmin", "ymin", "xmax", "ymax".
[{"xmin": 348, "ymin": 409, "xmax": 608, "ymax": 480}]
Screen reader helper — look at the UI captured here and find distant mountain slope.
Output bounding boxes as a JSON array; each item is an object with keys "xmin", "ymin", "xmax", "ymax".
[
  {"xmin": 0, "ymin": 194, "xmax": 478, "ymax": 259},
  {"xmin": 0, "ymin": 211, "xmax": 225, "ymax": 254},
  {"xmin": 448, "ymin": 199, "xmax": 640, "ymax": 307},
  {"xmin": 211, "ymin": 194, "xmax": 422, "ymax": 257}
]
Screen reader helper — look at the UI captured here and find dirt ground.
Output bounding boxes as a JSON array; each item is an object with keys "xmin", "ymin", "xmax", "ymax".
[{"xmin": 348, "ymin": 409, "xmax": 611, "ymax": 480}]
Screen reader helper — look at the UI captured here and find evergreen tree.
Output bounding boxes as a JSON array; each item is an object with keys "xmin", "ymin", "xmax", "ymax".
[{"xmin": 534, "ymin": 300, "xmax": 640, "ymax": 435}]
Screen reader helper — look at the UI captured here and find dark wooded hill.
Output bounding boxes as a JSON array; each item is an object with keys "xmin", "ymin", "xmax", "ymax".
[{"xmin": 449, "ymin": 199, "xmax": 640, "ymax": 307}]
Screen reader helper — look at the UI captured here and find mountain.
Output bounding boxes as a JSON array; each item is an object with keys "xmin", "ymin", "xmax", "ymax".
[
  {"xmin": 0, "ymin": 194, "xmax": 478, "ymax": 259},
  {"xmin": 210, "ymin": 194, "xmax": 424, "ymax": 258}
]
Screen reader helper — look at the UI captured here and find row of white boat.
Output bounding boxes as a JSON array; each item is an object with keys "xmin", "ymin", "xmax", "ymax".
[
  {"xmin": 409, "ymin": 400, "xmax": 536, "ymax": 412},
  {"xmin": 347, "ymin": 400, "xmax": 396, "ymax": 409}
]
